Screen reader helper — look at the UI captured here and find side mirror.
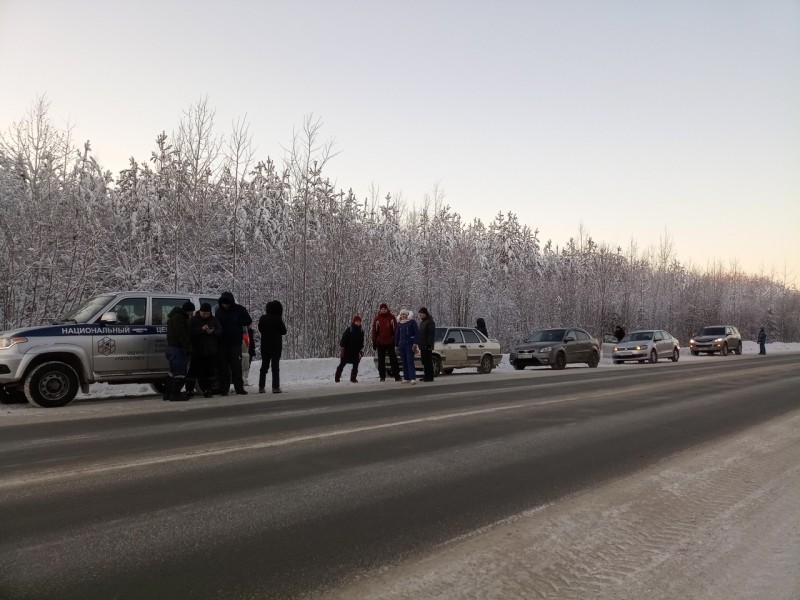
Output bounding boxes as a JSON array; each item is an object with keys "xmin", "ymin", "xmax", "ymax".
[
  {"xmin": 100, "ymin": 312, "xmax": 117, "ymax": 324},
  {"xmin": 445, "ymin": 338, "xmax": 456, "ymax": 344},
  {"xmin": 565, "ymin": 335, "xmax": 576, "ymax": 342}
]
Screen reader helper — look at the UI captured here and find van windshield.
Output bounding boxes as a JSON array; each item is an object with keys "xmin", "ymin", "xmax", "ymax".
[{"xmin": 57, "ymin": 294, "xmax": 115, "ymax": 324}]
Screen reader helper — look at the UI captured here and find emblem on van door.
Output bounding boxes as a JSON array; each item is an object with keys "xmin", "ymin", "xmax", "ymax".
[{"xmin": 98, "ymin": 337, "xmax": 116, "ymax": 356}]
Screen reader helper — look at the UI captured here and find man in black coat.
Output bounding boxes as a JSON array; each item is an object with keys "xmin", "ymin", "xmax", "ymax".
[
  {"xmin": 186, "ymin": 303, "xmax": 222, "ymax": 398},
  {"xmin": 258, "ymin": 300, "xmax": 287, "ymax": 393},
  {"xmin": 215, "ymin": 291, "xmax": 252, "ymax": 395},
  {"xmin": 335, "ymin": 315, "xmax": 365, "ymax": 383},
  {"xmin": 417, "ymin": 307, "xmax": 436, "ymax": 382},
  {"xmin": 164, "ymin": 301, "xmax": 195, "ymax": 401}
]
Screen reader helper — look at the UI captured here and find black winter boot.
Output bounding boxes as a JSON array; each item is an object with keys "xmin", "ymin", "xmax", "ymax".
[
  {"xmin": 162, "ymin": 378, "xmax": 172, "ymax": 401},
  {"xmin": 170, "ymin": 378, "xmax": 190, "ymax": 401},
  {"xmin": 335, "ymin": 365, "xmax": 344, "ymax": 383}
]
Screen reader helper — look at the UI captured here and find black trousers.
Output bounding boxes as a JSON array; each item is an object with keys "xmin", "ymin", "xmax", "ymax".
[
  {"xmin": 420, "ymin": 346, "xmax": 434, "ymax": 381},
  {"xmin": 217, "ymin": 344, "xmax": 244, "ymax": 393},
  {"xmin": 258, "ymin": 350, "xmax": 282, "ymax": 390},
  {"xmin": 186, "ymin": 353, "xmax": 216, "ymax": 391},
  {"xmin": 376, "ymin": 344, "xmax": 401, "ymax": 380}
]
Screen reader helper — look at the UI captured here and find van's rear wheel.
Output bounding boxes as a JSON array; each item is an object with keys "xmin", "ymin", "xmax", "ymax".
[
  {"xmin": 24, "ymin": 362, "xmax": 80, "ymax": 408},
  {"xmin": 478, "ymin": 355, "xmax": 494, "ymax": 374}
]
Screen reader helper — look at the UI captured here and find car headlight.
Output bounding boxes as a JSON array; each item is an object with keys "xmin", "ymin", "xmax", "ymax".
[
  {"xmin": 689, "ymin": 338, "xmax": 695, "ymax": 344},
  {"xmin": 613, "ymin": 347, "xmax": 619, "ymax": 352},
  {"xmin": 0, "ymin": 336, "xmax": 27, "ymax": 349},
  {"xmin": 538, "ymin": 346, "xmax": 552, "ymax": 353},
  {"xmin": 714, "ymin": 337, "xmax": 724, "ymax": 343}
]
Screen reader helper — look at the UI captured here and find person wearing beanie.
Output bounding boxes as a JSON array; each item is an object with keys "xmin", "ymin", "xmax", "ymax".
[
  {"xmin": 258, "ymin": 300, "xmax": 287, "ymax": 393},
  {"xmin": 395, "ymin": 309, "xmax": 419, "ymax": 384},
  {"xmin": 371, "ymin": 303, "xmax": 401, "ymax": 382},
  {"xmin": 186, "ymin": 302, "xmax": 222, "ymax": 398},
  {"xmin": 215, "ymin": 291, "xmax": 252, "ymax": 396},
  {"xmin": 417, "ymin": 307, "xmax": 436, "ymax": 382},
  {"xmin": 336, "ymin": 315, "xmax": 365, "ymax": 383},
  {"xmin": 163, "ymin": 301, "xmax": 196, "ymax": 401}
]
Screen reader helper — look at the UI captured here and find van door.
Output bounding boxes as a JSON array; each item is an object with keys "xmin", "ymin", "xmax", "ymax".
[
  {"xmin": 92, "ymin": 296, "xmax": 149, "ymax": 376},
  {"xmin": 461, "ymin": 329, "xmax": 485, "ymax": 365},
  {"xmin": 148, "ymin": 297, "xmax": 191, "ymax": 372}
]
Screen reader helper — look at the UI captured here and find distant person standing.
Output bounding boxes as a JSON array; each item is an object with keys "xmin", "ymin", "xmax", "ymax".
[
  {"xmin": 215, "ymin": 291, "xmax": 252, "ymax": 396},
  {"xmin": 371, "ymin": 303, "xmax": 401, "ymax": 382},
  {"xmin": 476, "ymin": 318, "xmax": 488, "ymax": 338},
  {"xmin": 757, "ymin": 327, "xmax": 767, "ymax": 355},
  {"xmin": 241, "ymin": 325, "xmax": 256, "ymax": 385},
  {"xmin": 186, "ymin": 303, "xmax": 222, "ymax": 398},
  {"xmin": 164, "ymin": 301, "xmax": 195, "ymax": 401},
  {"xmin": 258, "ymin": 300, "xmax": 287, "ymax": 393},
  {"xmin": 614, "ymin": 325, "xmax": 626, "ymax": 342},
  {"xmin": 417, "ymin": 307, "xmax": 436, "ymax": 382},
  {"xmin": 395, "ymin": 309, "xmax": 419, "ymax": 384},
  {"xmin": 336, "ymin": 315, "xmax": 365, "ymax": 383}
]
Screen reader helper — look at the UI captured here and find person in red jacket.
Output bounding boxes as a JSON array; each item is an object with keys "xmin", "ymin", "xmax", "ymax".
[{"xmin": 371, "ymin": 303, "xmax": 401, "ymax": 382}]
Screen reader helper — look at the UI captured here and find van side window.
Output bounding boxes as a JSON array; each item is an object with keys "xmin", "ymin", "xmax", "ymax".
[
  {"xmin": 462, "ymin": 330, "xmax": 481, "ymax": 344},
  {"xmin": 107, "ymin": 298, "xmax": 147, "ymax": 324},
  {"xmin": 153, "ymin": 298, "xmax": 190, "ymax": 325}
]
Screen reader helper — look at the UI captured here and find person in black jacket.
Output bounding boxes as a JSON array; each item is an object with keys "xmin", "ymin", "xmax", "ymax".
[
  {"xmin": 215, "ymin": 291, "xmax": 252, "ymax": 396},
  {"xmin": 258, "ymin": 300, "xmax": 287, "ymax": 393},
  {"xmin": 164, "ymin": 301, "xmax": 195, "ymax": 401},
  {"xmin": 417, "ymin": 307, "xmax": 436, "ymax": 382},
  {"xmin": 186, "ymin": 303, "xmax": 222, "ymax": 398},
  {"xmin": 476, "ymin": 318, "xmax": 488, "ymax": 338},
  {"xmin": 613, "ymin": 325, "xmax": 626, "ymax": 342},
  {"xmin": 335, "ymin": 315, "xmax": 365, "ymax": 383}
]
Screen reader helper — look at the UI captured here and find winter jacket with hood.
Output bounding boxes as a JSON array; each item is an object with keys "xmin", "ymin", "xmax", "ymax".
[
  {"xmin": 371, "ymin": 305, "xmax": 398, "ymax": 347},
  {"xmin": 395, "ymin": 310, "xmax": 418, "ymax": 348},
  {"xmin": 259, "ymin": 300, "xmax": 287, "ymax": 355},
  {"xmin": 418, "ymin": 309, "xmax": 436, "ymax": 350},
  {"xmin": 166, "ymin": 306, "xmax": 192, "ymax": 351},
  {"xmin": 215, "ymin": 291, "xmax": 253, "ymax": 348}
]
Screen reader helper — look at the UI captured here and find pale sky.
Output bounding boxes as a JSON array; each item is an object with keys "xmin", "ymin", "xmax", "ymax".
[{"xmin": 1, "ymin": 0, "xmax": 798, "ymax": 281}]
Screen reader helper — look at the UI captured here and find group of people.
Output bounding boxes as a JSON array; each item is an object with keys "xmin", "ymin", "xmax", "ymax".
[
  {"xmin": 164, "ymin": 292, "xmax": 287, "ymax": 401},
  {"xmin": 335, "ymin": 304, "xmax": 437, "ymax": 385}
]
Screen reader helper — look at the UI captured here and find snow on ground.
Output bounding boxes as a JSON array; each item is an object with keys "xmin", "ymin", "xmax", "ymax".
[
  {"xmin": 71, "ymin": 340, "xmax": 800, "ymax": 401},
  {"xmin": 3, "ymin": 341, "xmax": 798, "ymax": 407}
]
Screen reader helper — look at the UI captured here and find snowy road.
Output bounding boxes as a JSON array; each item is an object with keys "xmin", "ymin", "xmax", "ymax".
[{"xmin": 1, "ymin": 354, "xmax": 798, "ymax": 599}]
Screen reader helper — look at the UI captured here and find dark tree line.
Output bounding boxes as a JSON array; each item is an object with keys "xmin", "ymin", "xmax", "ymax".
[{"xmin": 2, "ymin": 98, "xmax": 798, "ymax": 356}]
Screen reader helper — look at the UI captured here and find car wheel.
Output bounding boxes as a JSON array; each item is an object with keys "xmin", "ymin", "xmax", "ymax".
[
  {"xmin": 432, "ymin": 356, "xmax": 443, "ymax": 377},
  {"xmin": 553, "ymin": 353, "xmax": 567, "ymax": 370},
  {"xmin": 587, "ymin": 351, "xmax": 600, "ymax": 368},
  {"xmin": 649, "ymin": 350, "xmax": 658, "ymax": 364},
  {"xmin": 443, "ymin": 368, "xmax": 454, "ymax": 375},
  {"xmin": 0, "ymin": 388, "xmax": 28, "ymax": 404},
  {"xmin": 734, "ymin": 343, "xmax": 742, "ymax": 355},
  {"xmin": 721, "ymin": 343, "xmax": 728, "ymax": 357},
  {"xmin": 671, "ymin": 348, "xmax": 680, "ymax": 362},
  {"xmin": 513, "ymin": 363, "xmax": 525, "ymax": 371},
  {"xmin": 150, "ymin": 382, "xmax": 167, "ymax": 395},
  {"xmin": 478, "ymin": 354, "xmax": 493, "ymax": 374},
  {"xmin": 24, "ymin": 362, "xmax": 80, "ymax": 408}
]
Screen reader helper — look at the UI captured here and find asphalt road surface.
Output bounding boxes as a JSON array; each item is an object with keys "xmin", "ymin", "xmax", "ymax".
[{"xmin": 1, "ymin": 354, "xmax": 798, "ymax": 599}]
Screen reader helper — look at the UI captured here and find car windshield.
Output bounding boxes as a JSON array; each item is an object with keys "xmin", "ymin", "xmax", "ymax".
[
  {"xmin": 624, "ymin": 331, "xmax": 654, "ymax": 342},
  {"xmin": 56, "ymin": 294, "xmax": 115, "ymax": 323},
  {"xmin": 434, "ymin": 328, "xmax": 447, "ymax": 342},
  {"xmin": 699, "ymin": 327, "xmax": 725, "ymax": 336},
  {"xmin": 526, "ymin": 329, "xmax": 566, "ymax": 343}
]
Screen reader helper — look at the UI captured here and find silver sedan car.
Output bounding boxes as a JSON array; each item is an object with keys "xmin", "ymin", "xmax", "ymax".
[{"xmin": 612, "ymin": 330, "xmax": 680, "ymax": 364}]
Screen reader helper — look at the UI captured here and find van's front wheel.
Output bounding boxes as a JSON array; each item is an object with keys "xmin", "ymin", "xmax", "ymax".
[{"xmin": 24, "ymin": 362, "xmax": 80, "ymax": 408}]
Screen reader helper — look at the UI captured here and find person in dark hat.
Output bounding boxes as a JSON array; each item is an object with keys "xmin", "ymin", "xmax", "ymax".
[
  {"xmin": 476, "ymin": 318, "xmax": 488, "ymax": 338},
  {"xmin": 417, "ymin": 307, "xmax": 436, "ymax": 382},
  {"xmin": 186, "ymin": 303, "xmax": 222, "ymax": 398},
  {"xmin": 215, "ymin": 291, "xmax": 252, "ymax": 395},
  {"xmin": 370, "ymin": 303, "xmax": 401, "ymax": 382},
  {"xmin": 336, "ymin": 315, "xmax": 365, "ymax": 383},
  {"xmin": 163, "ymin": 301, "xmax": 195, "ymax": 401},
  {"xmin": 757, "ymin": 327, "xmax": 767, "ymax": 355}
]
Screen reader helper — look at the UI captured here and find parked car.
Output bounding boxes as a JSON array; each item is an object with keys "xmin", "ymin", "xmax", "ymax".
[
  {"xmin": 374, "ymin": 326, "xmax": 502, "ymax": 377},
  {"xmin": 510, "ymin": 327, "xmax": 601, "ymax": 370},
  {"xmin": 612, "ymin": 330, "xmax": 680, "ymax": 364},
  {"xmin": 688, "ymin": 325, "xmax": 742, "ymax": 356},
  {"xmin": 0, "ymin": 291, "xmax": 220, "ymax": 407}
]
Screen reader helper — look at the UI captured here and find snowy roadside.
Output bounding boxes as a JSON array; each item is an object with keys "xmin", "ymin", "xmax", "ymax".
[{"xmin": 1, "ymin": 341, "xmax": 797, "ymax": 417}]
